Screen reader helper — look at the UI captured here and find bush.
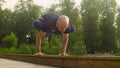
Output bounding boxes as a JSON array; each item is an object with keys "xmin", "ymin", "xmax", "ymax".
[
  {"xmin": 7, "ymin": 47, "xmax": 18, "ymax": 54},
  {"xmin": 0, "ymin": 47, "xmax": 17, "ymax": 54},
  {"xmin": 42, "ymin": 45, "xmax": 61, "ymax": 55},
  {"xmin": 18, "ymin": 44, "xmax": 35, "ymax": 54},
  {"xmin": 68, "ymin": 44, "xmax": 86, "ymax": 55},
  {"xmin": 2, "ymin": 32, "xmax": 18, "ymax": 48},
  {"xmin": 41, "ymin": 35, "xmax": 62, "ymax": 55},
  {"xmin": 0, "ymin": 44, "xmax": 35, "ymax": 54},
  {"xmin": 116, "ymin": 48, "xmax": 120, "ymax": 56},
  {"xmin": 68, "ymin": 39, "xmax": 86, "ymax": 55}
]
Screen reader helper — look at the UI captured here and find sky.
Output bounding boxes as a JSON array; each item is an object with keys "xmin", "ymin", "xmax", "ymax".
[
  {"xmin": 2, "ymin": 0, "xmax": 81, "ymax": 10},
  {"xmin": 2, "ymin": 0, "xmax": 120, "ymax": 10}
]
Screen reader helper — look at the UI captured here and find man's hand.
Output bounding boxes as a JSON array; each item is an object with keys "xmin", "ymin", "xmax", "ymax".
[
  {"xmin": 35, "ymin": 52, "xmax": 46, "ymax": 56},
  {"xmin": 59, "ymin": 53, "xmax": 69, "ymax": 56}
]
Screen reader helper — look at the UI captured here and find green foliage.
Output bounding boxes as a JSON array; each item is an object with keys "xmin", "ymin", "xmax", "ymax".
[
  {"xmin": 12, "ymin": 0, "xmax": 42, "ymax": 43},
  {"xmin": 81, "ymin": 0, "xmax": 101, "ymax": 54},
  {"xmin": 68, "ymin": 25, "xmax": 86, "ymax": 55},
  {"xmin": 0, "ymin": 44, "xmax": 35, "ymax": 54},
  {"xmin": 100, "ymin": 0, "xmax": 118, "ymax": 53},
  {"xmin": 68, "ymin": 42, "xmax": 86, "ymax": 55},
  {"xmin": 42, "ymin": 45, "xmax": 61, "ymax": 55},
  {"xmin": 0, "ymin": 9, "xmax": 13, "ymax": 38},
  {"xmin": 116, "ymin": 48, "xmax": 120, "ymax": 56},
  {"xmin": 2, "ymin": 32, "xmax": 18, "ymax": 48},
  {"xmin": 41, "ymin": 35, "xmax": 61, "ymax": 55},
  {"xmin": 46, "ymin": 4, "xmax": 59, "ymax": 13},
  {"xmin": 0, "ymin": 47, "xmax": 17, "ymax": 54},
  {"xmin": 17, "ymin": 44, "xmax": 35, "ymax": 54},
  {"xmin": 59, "ymin": 0, "xmax": 79, "ymax": 25},
  {"xmin": 116, "ymin": 7, "xmax": 120, "ymax": 50}
]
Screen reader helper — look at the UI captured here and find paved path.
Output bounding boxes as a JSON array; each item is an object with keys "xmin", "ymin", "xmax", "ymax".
[{"xmin": 0, "ymin": 58, "xmax": 59, "ymax": 68}]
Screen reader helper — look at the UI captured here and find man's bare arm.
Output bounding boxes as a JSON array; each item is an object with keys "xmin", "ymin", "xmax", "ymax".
[
  {"xmin": 61, "ymin": 33, "xmax": 69, "ymax": 56},
  {"xmin": 36, "ymin": 31, "xmax": 46, "ymax": 55}
]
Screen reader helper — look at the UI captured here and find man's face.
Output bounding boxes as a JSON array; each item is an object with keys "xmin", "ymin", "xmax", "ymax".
[{"xmin": 56, "ymin": 24, "xmax": 68, "ymax": 32}]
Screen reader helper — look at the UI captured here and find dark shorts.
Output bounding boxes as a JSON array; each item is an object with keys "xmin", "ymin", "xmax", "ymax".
[{"xmin": 33, "ymin": 20, "xmax": 43, "ymax": 31}]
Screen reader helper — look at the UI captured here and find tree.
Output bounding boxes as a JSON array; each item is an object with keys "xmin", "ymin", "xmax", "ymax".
[
  {"xmin": 116, "ymin": 7, "xmax": 120, "ymax": 48},
  {"xmin": 45, "ymin": 4, "xmax": 59, "ymax": 13},
  {"xmin": 0, "ymin": 0, "xmax": 4, "ymax": 8},
  {"xmin": 13, "ymin": 0, "xmax": 42, "ymax": 44},
  {"xmin": 0, "ymin": 0, "xmax": 5, "ymax": 36},
  {"xmin": 59, "ymin": 0, "xmax": 79, "ymax": 24},
  {"xmin": 81, "ymin": 0, "xmax": 101, "ymax": 54},
  {"xmin": 100, "ymin": 0, "xmax": 117, "ymax": 53},
  {"xmin": 0, "ymin": 9, "xmax": 14, "ymax": 47}
]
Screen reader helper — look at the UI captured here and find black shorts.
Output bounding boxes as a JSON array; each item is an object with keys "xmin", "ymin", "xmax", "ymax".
[{"xmin": 33, "ymin": 20, "xmax": 43, "ymax": 31}]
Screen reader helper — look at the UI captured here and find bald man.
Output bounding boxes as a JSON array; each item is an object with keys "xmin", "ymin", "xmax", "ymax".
[{"xmin": 33, "ymin": 13, "xmax": 76, "ymax": 56}]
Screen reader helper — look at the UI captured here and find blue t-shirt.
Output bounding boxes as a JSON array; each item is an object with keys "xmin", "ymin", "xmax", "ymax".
[
  {"xmin": 42, "ymin": 13, "xmax": 61, "ymax": 34},
  {"xmin": 33, "ymin": 13, "xmax": 76, "ymax": 34}
]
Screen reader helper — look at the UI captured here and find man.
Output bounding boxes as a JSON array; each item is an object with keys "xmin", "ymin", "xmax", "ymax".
[{"xmin": 33, "ymin": 13, "xmax": 76, "ymax": 56}]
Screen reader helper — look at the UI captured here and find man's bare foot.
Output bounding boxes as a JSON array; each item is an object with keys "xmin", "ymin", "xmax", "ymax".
[
  {"xmin": 35, "ymin": 53, "xmax": 46, "ymax": 56},
  {"xmin": 59, "ymin": 53, "xmax": 69, "ymax": 56}
]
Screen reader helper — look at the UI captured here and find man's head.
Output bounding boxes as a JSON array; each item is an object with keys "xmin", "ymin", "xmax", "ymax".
[{"xmin": 56, "ymin": 15, "xmax": 69, "ymax": 32}]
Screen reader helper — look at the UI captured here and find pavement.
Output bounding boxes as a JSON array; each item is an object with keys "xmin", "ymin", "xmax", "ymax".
[{"xmin": 0, "ymin": 58, "xmax": 59, "ymax": 68}]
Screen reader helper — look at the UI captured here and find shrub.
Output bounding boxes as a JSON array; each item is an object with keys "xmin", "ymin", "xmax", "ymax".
[
  {"xmin": 116, "ymin": 48, "xmax": 120, "ymax": 56},
  {"xmin": 42, "ymin": 45, "xmax": 61, "ymax": 55},
  {"xmin": 18, "ymin": 44, "xmax": 35, "ymax": 54},
  {"xmin": 68, "ymin": 44, "xmax": 86, "ymax": 55},
  {"xmin": 0, "ymin": 48, "xmax": 9, "ymax": 53},
  {"xmin": 2, "ymin": 32, "xmax": 18, "ymax": 48},
  {"xmin": 0, "ymin": 47, "xmax": 17, "ymax": 54},
  {"xmin": 0, "ymin": 44, "xmax": 35, "ymax": 54},
  {"xmin": 68, "ymin": 40, "xmax": 86, "ymax": 55},
  {"xmin": 7, "ymin": 47, "xmax": 18, "ymax": 54},
  {"xmin": 41, "ymin": 35, "xmax": 62, "ymax": 55}
]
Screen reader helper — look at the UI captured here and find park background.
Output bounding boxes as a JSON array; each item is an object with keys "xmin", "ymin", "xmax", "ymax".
[{"xmin": 0, "ymin": 0, "xmax": 120, "ymax": 55}]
